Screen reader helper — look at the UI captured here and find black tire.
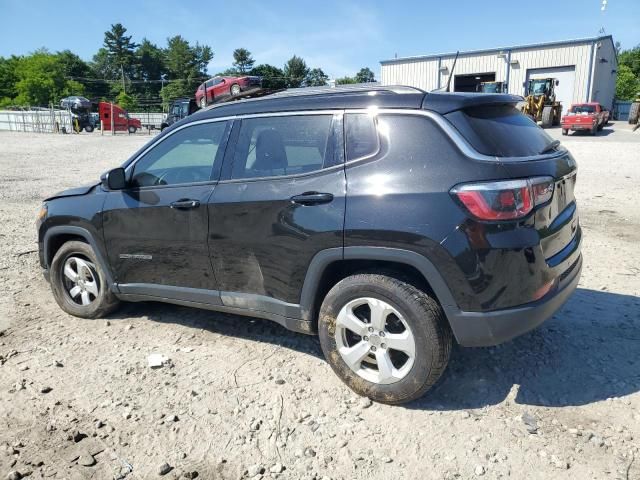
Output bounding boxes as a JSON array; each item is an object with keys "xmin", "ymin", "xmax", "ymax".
[
  {"xmin": 84, "ymin": 124, "xmax": 94, "ymax": 133},
  {"xmin": 318, "ymin": 274, "xmax": 452, "ymax": 405},
  {"xmin": 128, "ymin": 126, "xmax": 137, "ymax": 134},
  {"xmin": 541, "ymin": 106, "xmax": 553, "ymax": 128},
  {"xmin": 230, "ymin": 83, "xmax": 241, "ymax": 96},
  {"xmin": 50, "ymin": 241, "xmax": 120, "ymax": 319},
  {"xmin": 562, "ymin": 128, "xmax": 568, "ymax": 136},
  {"xmin": 552, "ymin": 106, "xmax": 561, "ymax": 126},
  {"xmin": 591, "ymin": 125, "xmax": 598, "ymax": 136},
  {"xmin": 628, "ymin": 102, "xmax": 639, "ymax": 124},
  {"xmin": 200, "ymin": 97, "xmax": 207, "ymax": 109}
]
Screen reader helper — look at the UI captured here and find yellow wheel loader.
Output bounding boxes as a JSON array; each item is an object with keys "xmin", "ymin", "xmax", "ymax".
[{"xmin": 520, "ymin": 78, "xmax": 562, "ymax": 128}]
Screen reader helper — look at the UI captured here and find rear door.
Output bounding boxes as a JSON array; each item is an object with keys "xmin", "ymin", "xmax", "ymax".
[{"xmin": 207, "ymin": 112, "xmax": 345, "ymax": 314}]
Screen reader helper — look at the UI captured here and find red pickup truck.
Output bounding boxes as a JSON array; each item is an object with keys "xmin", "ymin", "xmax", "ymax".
[{"xmin": 561, "ymin": 103, "xmax": 610, "ymax": 136}]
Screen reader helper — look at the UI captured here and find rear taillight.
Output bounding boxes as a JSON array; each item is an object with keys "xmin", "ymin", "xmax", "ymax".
[{"xmin": 451, "ymin": 177, "xmax": 554, "ymax": 221}]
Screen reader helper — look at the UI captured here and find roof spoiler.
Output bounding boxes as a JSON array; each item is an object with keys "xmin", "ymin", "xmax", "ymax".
[{"xmin": 422, "ymin": 92, "xmax": 523, "ymax": 115}]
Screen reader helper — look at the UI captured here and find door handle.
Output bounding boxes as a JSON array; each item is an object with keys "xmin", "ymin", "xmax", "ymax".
[
  {"xmin": 290, "ymin": 192, "xmax": 334, "ymax": 206},
  {"xmin": 170, "ymin": 199, "xmax": 200, "ymax": 209}
]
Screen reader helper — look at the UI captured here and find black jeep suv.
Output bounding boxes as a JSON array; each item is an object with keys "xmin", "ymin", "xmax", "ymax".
[{"xmin": 37, "ymin": 86, "xmax": 581, "ymax": 404}]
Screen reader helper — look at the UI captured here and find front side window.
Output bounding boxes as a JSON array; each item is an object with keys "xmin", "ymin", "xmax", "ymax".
[
  {"xmin": 231, "ymin": 115, "xmax": 333, "ymax": 179},
  {"xmin": 132, "ymin": 122, "xmax": 227, "ymax": 187},
  {"xmin": 345, "ymin": 113, "xmax": 379, "ymax": 161}
]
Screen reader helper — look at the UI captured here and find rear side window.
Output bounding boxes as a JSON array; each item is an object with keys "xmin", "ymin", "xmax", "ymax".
[
  {"xmin": 345, "ymin": 113, "xmax": 379, "ymax": 161},
  {"xmin": 445, "ymin": 105, "xmax": 553, "ymax": 157},
  {"xmin": 231, "ymin": 115, "xmax": 333, "ymax": 179}
]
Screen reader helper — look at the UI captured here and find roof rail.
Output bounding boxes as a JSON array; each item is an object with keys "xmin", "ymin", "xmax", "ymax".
[{"xmin": 265, "ymin": 84, "xmax": 425, "ymax": 99}]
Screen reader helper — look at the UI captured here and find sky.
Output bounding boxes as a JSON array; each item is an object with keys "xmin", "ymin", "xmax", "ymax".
[{"xmin": 0, "ymin": 0, "xmax": 638, "ymax": 79}]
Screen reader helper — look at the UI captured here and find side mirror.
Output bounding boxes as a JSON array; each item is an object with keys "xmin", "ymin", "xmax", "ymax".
[
  {"xmin": 221, "ymin": 78, "xmax": 226, "ymax": 84},
  {"xmin": 555, "ymin": 80, "xmax": 560, "ymax": 86},
  {"xmin": 101, "ymin": 167, "xmax": 126, "ymax": 190}
]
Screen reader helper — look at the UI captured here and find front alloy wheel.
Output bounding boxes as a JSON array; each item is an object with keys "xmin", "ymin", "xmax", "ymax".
[
  {"xmin": 61, "ymin": 256, "xmax": 99, "ymax": 306},
  {"xmin": 50, "ymin": 240, "xmax": 120, "ymax": 319}
]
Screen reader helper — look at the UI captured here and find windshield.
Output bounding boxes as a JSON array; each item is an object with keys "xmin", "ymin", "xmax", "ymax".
[
  {"xmin": 569, "ymin": 105, "xmax": 596, "ymax": 114},
  {"xmin": 529, "ymin": 79, "xmax": 549, "ymax": 95},
  {"xmin": 481, "ymin": 83, "xmax": 499, "ymax": 93}
]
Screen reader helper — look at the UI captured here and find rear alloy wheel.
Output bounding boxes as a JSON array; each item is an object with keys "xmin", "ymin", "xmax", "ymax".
[
  {"xmin": 50, "ymin": 241, "xmax": 120, "ymax": 318},
  {"xmin": 128, "ymin": 125, "xmax": 137, "ymax": 134},
  {"xmin": 319, "ymin": 274, "xmax": 451, "ymax": 404},
  {"xmin": 84, "ymin": 124, "xmax": 94, "ymax": 133},
  {"xmin": 230, "ymin": 84, "xmax": 241, "ymax": 96}
]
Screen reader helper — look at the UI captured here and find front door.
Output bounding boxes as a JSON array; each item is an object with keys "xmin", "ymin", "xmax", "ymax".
[
  {"xmin": 208, "ymin": 113, "xmax": 345, "ymax": 316},
  {"xmin": 103, "ymin": 120, "xmax": 230, "ymax": 300}
]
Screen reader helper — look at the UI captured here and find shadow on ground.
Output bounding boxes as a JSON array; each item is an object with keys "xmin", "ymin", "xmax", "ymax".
[{"xmin": 107, "ymin": 287, "xmax": 640, "ymax": 409}]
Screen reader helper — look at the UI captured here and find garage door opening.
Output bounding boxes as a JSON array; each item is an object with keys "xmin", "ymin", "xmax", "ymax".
[{"xmin": 454, "ymin": 73, "xmax": 495, "ymax": 92}]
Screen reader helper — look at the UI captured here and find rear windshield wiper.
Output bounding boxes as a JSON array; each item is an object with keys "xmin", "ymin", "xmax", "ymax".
[{"xmin": 539, "ymin": 139, "xmax": 560, "ymax": 155}]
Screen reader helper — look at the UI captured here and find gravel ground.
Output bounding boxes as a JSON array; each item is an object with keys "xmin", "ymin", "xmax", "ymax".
[{"xmin": 0, "ymin": 123, "xmax": 639, "ymax": 480}]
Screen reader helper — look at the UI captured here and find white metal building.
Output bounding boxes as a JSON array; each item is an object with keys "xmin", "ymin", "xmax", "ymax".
[{"xmin": 380, "ymin": 35, "xmax": 618, "ymax": 114}]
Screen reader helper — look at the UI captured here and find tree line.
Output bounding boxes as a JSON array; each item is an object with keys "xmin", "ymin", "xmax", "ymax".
[
  {"xmin": 0, "ymin": 23, "xmax": 376, "ymax": 112},
  {"xmin": 615, "ymin": 43, "xmax": 640, "ymax": 101}
]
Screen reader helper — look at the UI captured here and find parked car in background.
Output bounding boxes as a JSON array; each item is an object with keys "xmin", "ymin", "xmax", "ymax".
[
  {"xmin": 98, "ymin": 102, "xmax": 142, "ymax": 134},
  {"xmin": 195, "ymin": 75, "xmax": 262, "ymax": 108},
  {"xmin": 36, "ymin": 86, "xmax": 581, "ymax": 404},
  {"xmin": 60, "ymin": 96, "xmax": 96, "ymax": 133},
  {"xmin": 161, "ymin": 97, "xmax": 198, "ymax": 131},
  {"xmin": 561, "ymin": 103, "xmax": 609, "ymax": 136}
]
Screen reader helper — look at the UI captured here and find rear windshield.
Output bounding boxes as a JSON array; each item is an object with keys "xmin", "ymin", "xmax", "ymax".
[
  {"xmin": 445, "ymin": 105, "xmax": 554, "ymax": 157},
  {"xmin": 568, "ymin": 105, "xmax": 596, "ymax": 114}
]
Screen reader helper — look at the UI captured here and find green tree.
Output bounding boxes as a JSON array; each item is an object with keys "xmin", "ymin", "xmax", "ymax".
[
  {"xmin": 283, "ymin": 55, "xmax": 308, "ymax": 88},
  {"xmin": 163, "ymin": 36, "xmax": 213, "ymax": 101},
  {"xmin": 12, "ymin": 49, "xmax": 85, "ymax": 106},
  {"xmin": 0, "ymin": 56, "xmax": 19, "ymax": 103},
  {"xmin": 335, "ymin": 76, "xmax": 357, "ymax": 85},
  {"xmin": 355, "ymin": 67, "xmax": 376, "ymax": 83},
  {"xmin": 133, "ymin": 39, "xmax": 166, "ymax": 109},
  {"xmin": 615, "ymin": 64, "xmax": 640, "ymax": 100},
  {"xmin": 305, "ymin": 68, "xmax": 328, "ymax": 87},
  {"xmin": 618, "ymin": 45, "xmax": 640, "ymax": 79},
  {"xmin": 250, "ymin": 64, "xmax": 286, "ymax": 90},
  {"xmin": 160, "ymin": 80, "xmax": 190, "ymax": 109},
  {"xmin": 116, "ymin": 90, "xmax": 137, "ymax": 111},
  {"xmin": 232, "ymin": 48, "xmax": 255, "ymax": 74},
  {"xmin": 103, "ymin": 23, "xmax": 137, "ymax": 93}
]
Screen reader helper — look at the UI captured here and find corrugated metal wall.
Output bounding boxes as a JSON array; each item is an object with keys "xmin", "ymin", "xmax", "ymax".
[
  {"xmin": 380, "ymin": 37, "xmax": 617, "ymax": 108},
  {"xmin": 509, "ymin": 43, "xmax": 592, "ymax": 102},
  {"xmin": 590, "ymin": 39, "xmax": 618, "ymax": 109}
]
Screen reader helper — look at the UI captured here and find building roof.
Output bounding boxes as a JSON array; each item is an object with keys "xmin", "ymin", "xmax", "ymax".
[{"xmin": 380, "ymin": 35, "xmax": 615, "ymax": 65}]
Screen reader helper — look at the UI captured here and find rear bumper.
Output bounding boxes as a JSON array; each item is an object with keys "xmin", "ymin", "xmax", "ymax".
[
  {"xmin": 448, "ymin": 253, "xmax": 582, "ymax": 347},
  {"xmin": 562, "ymin": 123, "xmax": 595, "ymax": 131}
]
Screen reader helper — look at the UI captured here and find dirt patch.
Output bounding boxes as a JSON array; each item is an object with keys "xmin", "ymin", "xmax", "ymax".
[{"xmin": 0, "ymin": 130, "xmax": 639, "ymax": 479}]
